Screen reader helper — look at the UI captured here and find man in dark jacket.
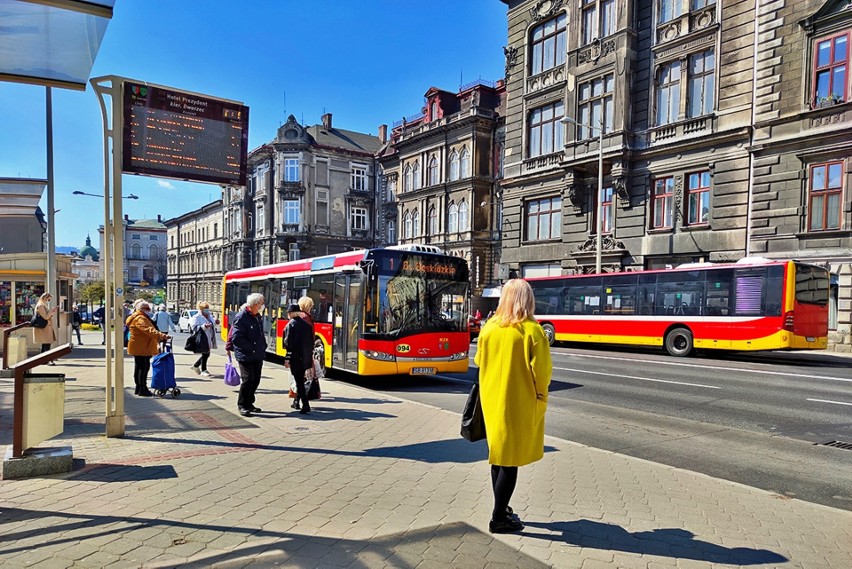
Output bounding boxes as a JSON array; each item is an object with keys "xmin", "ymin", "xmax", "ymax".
[
  {"xmin": 284, "ymin": 302, "xmax": 314, "ymax": 414},
  {"xmin": 225, "ymin": 293, "xmax": 267, "ymax": 417}
]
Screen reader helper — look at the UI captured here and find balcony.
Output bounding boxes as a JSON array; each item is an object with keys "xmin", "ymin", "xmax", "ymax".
[
  {"xmin": 523, "ymin": 151, "xmax": 564, "ymax": 173},
  {"xmin": 277, "ymin": 180, "xmax": 305, "ymax": 196},
  {"xmin": 647, "ymin": 115, "xmax": 713, "ymax": 147}
]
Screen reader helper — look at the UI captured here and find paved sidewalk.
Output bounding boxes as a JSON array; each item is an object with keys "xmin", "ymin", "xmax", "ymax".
[{"xmin": 1, "ymin": 336, "xmax": 851, "ymax": 568}]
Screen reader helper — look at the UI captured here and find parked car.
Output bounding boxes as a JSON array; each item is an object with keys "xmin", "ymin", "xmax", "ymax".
[{"xmin": 178, "ymin": 309, "xmax": 199, "ymax": 332}]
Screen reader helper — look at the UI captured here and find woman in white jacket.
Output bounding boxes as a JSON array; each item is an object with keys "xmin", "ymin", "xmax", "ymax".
[{"xmin": 190, "ymin": 301, "xmax": 218, "ymax": 377}]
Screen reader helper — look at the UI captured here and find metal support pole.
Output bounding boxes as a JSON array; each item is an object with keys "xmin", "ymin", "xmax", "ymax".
[
  {"xmin": 46, "ymin": 88, "xmax": 58, "ymax": 312},
  {"xmin": 595, "ymin": 125, "xmax": 603, "ymax": 275}
]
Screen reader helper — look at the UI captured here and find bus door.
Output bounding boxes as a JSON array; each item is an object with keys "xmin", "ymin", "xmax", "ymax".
[
  {"xmin": 265, "ymin": 278, "xmax": 283, "ymax": 354},
  {"xmin": 332, "ymin": 272, "xmax": 362, "ymax": 372}
]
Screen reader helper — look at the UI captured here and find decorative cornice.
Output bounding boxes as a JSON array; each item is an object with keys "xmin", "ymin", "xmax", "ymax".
[{"xmin": 529, "ymin": 0, "xmax": 564, "ymax": 22}]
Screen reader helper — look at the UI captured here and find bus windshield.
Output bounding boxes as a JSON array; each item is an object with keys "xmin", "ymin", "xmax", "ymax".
[{"xmin": 367, "ymin": 251, "xmax": 470, "ymax": 338}]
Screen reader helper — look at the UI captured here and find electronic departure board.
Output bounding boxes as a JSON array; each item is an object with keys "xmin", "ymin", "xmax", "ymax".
[{"xmin": 122, "ymin": 82, "xmax": 249, "ymax": 186}]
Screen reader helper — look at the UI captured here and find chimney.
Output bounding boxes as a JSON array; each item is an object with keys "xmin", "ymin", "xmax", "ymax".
[
  {"xmin": 378, "ymin": 124, "xmax": 388, "ymax": 144},
  {"xmin": 124, "ymin": 214, "xmax": 129, "ymax": 221},
  {"xmin": 321, "ymin": 113, "xmax": 332, "ymax": 130},
  {"xmin": 157, "ymin": 214, "xmax": 161, "ymax": 222}
]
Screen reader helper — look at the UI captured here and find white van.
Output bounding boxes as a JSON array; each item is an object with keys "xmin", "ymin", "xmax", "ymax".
[{"xmin": 178, "ymin": 309, "xmax": 199, "ymax": 333}]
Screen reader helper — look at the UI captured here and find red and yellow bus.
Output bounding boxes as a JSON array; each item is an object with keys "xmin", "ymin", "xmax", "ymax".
[
  {"xmin": 527, "ymin": 259, "xmax": 830, "ymax": 356},
  {"xmin": 222, "ymin": 246, "xmax": 471, "ymax": 376}
]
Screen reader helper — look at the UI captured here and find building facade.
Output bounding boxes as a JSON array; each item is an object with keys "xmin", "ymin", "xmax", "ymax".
[
  {"xmin": 71, "ymin": 235, "xmax": 101, "ymax": 287},
  {"xmin": 164, "ymin": 200, "xmax": 225, "ymax": 313},
  {"xmin": 221, "ymin": 113, "xmax": 384, "ymax": 272},
  {"xmin": 99, "ymin": 215, "xmax": 168, "ymax": 287},
  {"xmin": 376, "ymin": 81, "xmax": 506, "ymax": 314}
]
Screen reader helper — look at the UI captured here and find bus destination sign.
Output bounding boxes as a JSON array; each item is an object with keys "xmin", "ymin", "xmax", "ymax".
[
  {"xmin": 122, "ymin": 82, "xmax": 249, "ymax": 186},
  {"xmin": 381, "ymin": 254, "xmax": 462, "ymax": 279}
]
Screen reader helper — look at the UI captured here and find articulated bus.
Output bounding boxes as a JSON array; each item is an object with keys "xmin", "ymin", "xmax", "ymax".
[
  {"xmin": 527, "ymin": 259, "xmax": 830, "ymax": 356},
  {"xmin": 222, "ymin": 246, "xmax": 471, "ymax": 376}
]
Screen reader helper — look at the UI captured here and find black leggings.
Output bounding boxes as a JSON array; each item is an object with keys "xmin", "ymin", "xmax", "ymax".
[
  {"xmin": 194, "ymin": 352, "xmax": 210, "ymax": 371},
  {"xmin": 134, "ymin": 355, "xmax": 151, "ymax": 394},
  {"xmin": 41, "ymin": 343, "xmax": 51, "ymax": 353},
  {"xmin": 491, "ymin": 465, "xmax": 518, "ymax": 521}
]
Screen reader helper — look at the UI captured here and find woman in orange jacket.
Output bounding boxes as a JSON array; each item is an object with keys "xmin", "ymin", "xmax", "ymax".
[{"xmin": 126, "ymin": 301, "xmax": 170, "ymax": 396}]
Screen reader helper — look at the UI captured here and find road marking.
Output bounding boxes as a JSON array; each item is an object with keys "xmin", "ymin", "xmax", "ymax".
[
  {"xmin": 553, "ymin": 366, "xmax": 721, "ymax": 389},
  {"xmin": 806, "ymin": 398, "xmax": 852, "ymax": 407},
  {"xmin": 556, "ymin": 352, "xmax": 852, "ymax": 384}
]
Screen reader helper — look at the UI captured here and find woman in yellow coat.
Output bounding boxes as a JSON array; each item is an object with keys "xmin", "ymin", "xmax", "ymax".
[
  {"xmin": 474, "ymin": 278, "xmax": 552, "ymax": 534},
  {"xmin": 126, "ymin": 301, "xmax": 169, "ymax": 397}
]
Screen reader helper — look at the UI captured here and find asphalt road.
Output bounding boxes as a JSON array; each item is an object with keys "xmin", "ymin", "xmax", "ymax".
[{"xmin": 331, "ymin": 343, "xmax": 852, "ymax": 511}]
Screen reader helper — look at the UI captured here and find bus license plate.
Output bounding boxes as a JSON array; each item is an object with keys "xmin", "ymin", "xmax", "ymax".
[
  {"xmin": 806, "ymin": 336, "xmax": 815, "ymax": 342},
  {"xmin": 410, "ymin": 367, "xmax": 437, "ymax": 375}
]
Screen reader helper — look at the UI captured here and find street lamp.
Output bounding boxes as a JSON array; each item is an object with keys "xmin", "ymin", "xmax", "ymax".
[
  {"xmin": 73, "ymin": 190, "xmax": 139, "ymax": 199},
  {"xmin": 562, "ymin": 115, "xmax": 604, "ymax": 274}
]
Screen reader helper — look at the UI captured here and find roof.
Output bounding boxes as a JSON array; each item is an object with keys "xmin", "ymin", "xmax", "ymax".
[
  {"xmin": 127, "ymin": 219, "xmax": 166, "ymax": 230},
  {"xmin": 305, "ymin": 125, "xmax": 383, "ymax": 155}
]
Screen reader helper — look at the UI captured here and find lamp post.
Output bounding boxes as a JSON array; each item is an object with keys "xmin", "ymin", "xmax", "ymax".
[{"xmin": 562, "ymin": 116, "xmax": 604, "ymax": 274}]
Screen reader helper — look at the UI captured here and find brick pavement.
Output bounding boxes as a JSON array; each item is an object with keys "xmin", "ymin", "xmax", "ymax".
[{"xmin": 1, "ymin": 331, "xmax": 851, "ymax": 568}]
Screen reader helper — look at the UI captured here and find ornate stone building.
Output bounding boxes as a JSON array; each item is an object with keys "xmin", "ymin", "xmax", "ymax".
[
  {"xmin": 164, "ymin": 200, "xmax": 225, "ymax": 313},
  {"xmin": 221, "ymin": 113, "xmax": 384, "ymax": 272},
  {"xmin": 376, "ymin": 80, "xmax": 506, "ymax": 314},
  {"xmin": 99, "ymin": 215, "xmax": 167, "ymax": 287}
]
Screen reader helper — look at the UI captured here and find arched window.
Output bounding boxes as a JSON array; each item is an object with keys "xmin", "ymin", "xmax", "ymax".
[
  {"xmin": 460, "ymin": 148, "xmax": 470, "ymax": 178},
  {"xmin": 388, "ymin": 220, "xmax": 396, "ymax": 244},
  {"xmin": 449, "ymin": 151, "xmax": 460, "ymax": 181},
  {"xmin": 428, "ymin": 156, "xmax": 439, "ymax": 186},
  {"xmin": 448, "ymin": 202, "xmax": 459, "ymax": 233},
  {"xmin": 148, "ymin": 243, "xmax": 159, "ymax": 260},
  {"xmin": 404, "ymin": 165, "xmax": 412, "ymax": 192},
  {"xmin": 430, "ymin": 101, "xmax": 439, "ymax": 121},
  {"xmin": 403, "ymin": 211, "xmax": 412, "ymax": 239},
  {"xmin": 130, "ymin": 243, "xmax": 141, "ymax": 260},
  {"xmin": 458, "ymin": 200, "xmax": 469, "ymax": 231},
  {"xmin": 428, "ymin": 205, "xmax": 438, "ymax": 235},
  {"xmin": 412, "ymin": 161, "xmax": 421, "ymax": 190},
  {"xmin": 412, "ymin": 208, "xmax": 421, "ymax": 236}
]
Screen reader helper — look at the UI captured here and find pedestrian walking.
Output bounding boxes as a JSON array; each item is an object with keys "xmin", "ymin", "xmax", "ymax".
[
  {"xmin": 474, "ymin": 278, "xmax": 552, "ymax": 534},
  {"xmin": 94, "ymin": 305, "xmax": 106, "ymax": 344},
  {"xmin": 190, "ymin": 301, "xmax": 218, "ymax": 377},
  {"xmin": 32, "ymin": 293, "xmax": 59, "ymax": 365},
  {"xmin": 153, "ymin": 304, "xmax": 177, "ymax": 335},
  {"xmin": 284, "ymin": 299, "xmax": 314, "ymax": 415},
  {"xmin": 71, "ymin": 304, "xmax": 84, "ymax": 345},
  {"xmin": 225, "ymin": 293, "xmax": 267, "ymax": 417},
  {"xmin": 126, "ymin": 301, "xmax": 170, "ymax": 397}
]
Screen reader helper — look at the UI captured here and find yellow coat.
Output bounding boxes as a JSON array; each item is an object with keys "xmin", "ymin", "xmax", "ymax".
[{"xmin": 474, "ymin": 318, "xmax": 552, "ymax": 467}]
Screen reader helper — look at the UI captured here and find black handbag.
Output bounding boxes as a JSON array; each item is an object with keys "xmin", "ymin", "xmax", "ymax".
[
  {"xmin": 460, "ymin": 382, "xmax": 486, "ymax": 442},
  {"xmin": 184, "ymin": 326, "xmax": 209, "ymax": 353},
  {"xmin": 30, "ymin": 313, "xmax": 48, "ymax": 329}
]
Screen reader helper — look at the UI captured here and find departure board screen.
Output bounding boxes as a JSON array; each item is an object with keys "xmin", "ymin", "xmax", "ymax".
[{"xmin": 122, "ymin": 82, "xmax": 249, "ymax": 186}]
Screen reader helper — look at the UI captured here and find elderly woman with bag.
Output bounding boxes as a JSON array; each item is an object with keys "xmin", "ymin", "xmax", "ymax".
[
  {"xmin": 127, "ymin": 301, "xmax": 170, "ymax": 396},
  {"xmin": 474, "ymin": 278, "xmax": 552, "ymax": 534},
  {"xmin": 32, "ymin": 293, "xmax": 60, "ymax": 365},
  {"xmin": 190, "ymin": 301, "xmax": 218, "ymax": 377}
]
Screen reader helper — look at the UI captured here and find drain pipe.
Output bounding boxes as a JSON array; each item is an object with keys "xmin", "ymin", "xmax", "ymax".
[{"xmin": 745, "ymin": 0, "xmax": 761, "ymax": 259}]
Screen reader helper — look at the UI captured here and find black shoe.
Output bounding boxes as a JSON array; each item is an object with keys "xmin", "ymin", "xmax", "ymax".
[
  {"xmin": 506, "ymin": 506, "xmax": 520, "ymax": 521},
  {"xmin": 138, "ymin": 391, "xmax": 153, "ymax": 397},
  {"xmin": 239, "ymin": 408, "xmax": 252, "ymax": 417},
  {"xmin": 250, "ymin": 406, "xmax": 262, "ymax": 413},
  {"xmin": 489, "ymin": 517, "xmax": 524, "ymax": 534},
  {"xmin": 290, "ymin": 400, "xmax": 300, "ymax": 409},
  {"xmin": 299, "ymin": 406, "xmax": 311, "ymax": 415},
  {"xmin": 101, "ymin": 341, "xmax": 105, "ymax": 345}
]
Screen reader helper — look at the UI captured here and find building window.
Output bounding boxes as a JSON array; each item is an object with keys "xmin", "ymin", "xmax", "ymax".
[
  {"xmin": 528, "ymin": 101, "xmax": 564, "ymax": 158},
  {"xmin": 458, "ymin": 200, "xmax": 469, "ymax": 231},
  {"xmin": 460, "ymin": 148, "xmax": 470, "ymax": 178},
  {"xmin": 688, "ymin": 49, "xmax": 715, "ymax": 117},
  {"xmin": 428, "ymin": 156, "xmax": 439, "ymax": 186},
  {"xmin": 449, "ymin": 151, "xmax": 460, "ymax": 181},
  {"xmin": 404, "ymin": 164, "xmax": 413, "ymax": 192},
  {"xmin": 351, "ymin": 207, "xmax": 368, "ymax": 231},
  {"xmin": 525, "ymin": 197, "xmax": 561, "ymax": 241},
  {"xmin": 130, "ymin": 243, "xmax": 142, "ymax": 259},
  {"xmin": 582, "ymin": 0, "xmax": 615, "ymax": 45},
  {"xmin": 388, "ymin": 220, "xmax": 396, "ymax": 243},
  {"xmin": 316, "ymin": 189, "xmax": 328, "ymax": 225},
  {"xmin": 448, "ymin": 202, "xmax": 458, "ymax": 233},
  {"xmin": 149, "ymin": 244, "xmax": 159, "ymax": 260},
  {"xmin": 149, "ymin": 235, "xmax": 157, "ymax": 241},
  {"xmin": 430, "ymin": 101, "xmax": 439, "ymax": 121},
  {"xmin": 284, "ymin": 158, "xmax": 300, "ymax": 182},
  {"xmin": 256, "ymin": 204, "xmax": 265, "ymax": 235},
  {"xmin": 213, "ymin": 223, "xmax": 218, "ymax": 238},
  {"xmin": 403, "ymin": 211, "xmax": 413, "ymax": 239},
  {"xmin": 656, "ymin": 61, "xmax": 681, "ymax": 125},
  {"xmin": 691, "ymin": 0, "xmax": 715, "ymax": 9},
  {"xmin": 687, "ymin": 171, "xmax": 710, "ymax": 225},
  {"xmin": 530, "ymin": 12, "xmax": 567, "ymax": 75},
  {"xmin": 351, "ymin": 165, "xmax": 367, "ymax": 191},
  {"xmin": 132, "ymin": 234, "xmax": 140, "ymax": 240},
  {"xmin": 659, "ymin": 0, "xmax": 682, "ymax": 23},
  {"xmin": 387, "ymin": 178, "xmax": 396, "ymax": 202},
  {"xmin": 170, "ymin": 236, "xmax": 174, "ymax": 248},
  {"xmin": 813, "ymin": 32, "xmax": 849, "ymax": 107},
  {"xmin": 413, "ymin": 161, "xmax": 421, "ymax": 190},
  {"xmin": 599, "ymin": 187, "xmax": 614, "ymax": 234},
  {"xmin": 284, "ymin": 199, "xmax": 299, "ymax": 225},
  {"xmin": 428, "ymin": 205, "xmax": 438, "ymax": 235},
  {"xmin": 652, "ymin": 177, "xmax": 674, "ymax": 229},
  {"xmin": 808, "ymin": 161, "xmax": 843, "ymax": 231},
  {"xmin": 412, "ymin": 209, "xmax": 421, "ymax": 237},
  {"xmin": 578, "ymin": 74, "xmax": 614, "ymax": 139}
]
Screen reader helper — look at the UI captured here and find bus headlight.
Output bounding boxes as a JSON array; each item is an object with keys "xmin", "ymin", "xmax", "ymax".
[
  {"xmin": 449, "ymin": 351, "xmax": 469, "ymax": 361},
  {"xmin": 361, "ymin": 350, "xmax": 396, "ymax": 362}
]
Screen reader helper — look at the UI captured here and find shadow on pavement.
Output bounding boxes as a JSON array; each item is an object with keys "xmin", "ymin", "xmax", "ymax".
[
  {"xmin": 62, "ymin": 461, "xmax": 178, "ymax": 482},
  {"xmin": 0, "ymin": 510, "xmax": 549, "ymax": 568},
  {"xmin": 523, "ymin": 520, "xmax": 788, "ymax": 565},
  {"xmin": 257, "ymin": 407, "xmax": 397, "ymax": 422}
]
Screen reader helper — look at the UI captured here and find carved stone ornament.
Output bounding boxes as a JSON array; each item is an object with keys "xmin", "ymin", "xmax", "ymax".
[
  {"xmin": 673, "ymin": 176, "xmax": 684, "ymax": 221},
  {"xmin": 567, "ymin": 184, "xmax": 585, "ymax": 213},
  {"xmin": 578, "ymin": 39, "xmax": 617, "ymax": 65},
  {"xmin": 529, "ymin": 0, "xmax": 565, "ymax": 22},
  {"xmin": 613, "ymin": 177, "xmax": 629, "ymax": 204},
  {"xmin": 576, "ymin": 234, "xmax": 625, "ymax": 253},
  {"xmin": 503, "ymin": 45, "xmax": 519, "ymax": 79}
]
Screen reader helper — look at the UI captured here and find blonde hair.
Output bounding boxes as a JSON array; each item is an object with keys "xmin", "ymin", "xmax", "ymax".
[
  {"xmin": 493, "ymin": 279, "xmax": 536, "ymax": 327},
  {"xmin": 197, "ymin": 301, "xmax": 210, "ymax": 310},
  {"xmin": 298, "ymin": 296, "xmax": 314, "ymax": 313},
  {"xmin": 38, "ymin": 292, "xmax": 52, "ymax": 305}
]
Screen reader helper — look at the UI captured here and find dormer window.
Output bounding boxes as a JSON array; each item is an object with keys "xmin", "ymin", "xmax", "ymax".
[{"xmin": 430, "ymin": 101, "xmax": 439, "ymax": 121}]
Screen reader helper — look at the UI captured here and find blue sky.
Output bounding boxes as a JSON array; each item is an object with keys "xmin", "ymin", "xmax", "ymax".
[{"xmin": 0, "ymin": 0, "xmax": 506, "ymax": 249}]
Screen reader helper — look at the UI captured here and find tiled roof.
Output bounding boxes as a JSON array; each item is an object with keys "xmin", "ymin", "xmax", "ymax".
[
  {"xmin": 128, "ymin": 219, "xmax": 166, "ymax": 230},
  {"xmin": 306, "ymin": 126, "xmax": 383, "ymax": 155}
]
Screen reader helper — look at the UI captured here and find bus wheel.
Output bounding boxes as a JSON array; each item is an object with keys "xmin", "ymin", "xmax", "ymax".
[
  {"xmin": 313, "ymin": 340, "xmax": 327, "ymax": 377},
  {"xmin": 542, "ymin": 323, "xmax": 556, "ymax": 346},
  {"xmin": 665, "ymin": 327, "xmax": 693, "ymax": 357}
]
